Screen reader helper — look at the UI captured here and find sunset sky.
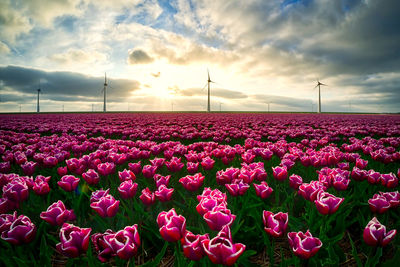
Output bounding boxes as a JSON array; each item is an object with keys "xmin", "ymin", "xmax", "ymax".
[{"xmin": 0, "ymin": 0, "xmax": 399, "ymax": 113}]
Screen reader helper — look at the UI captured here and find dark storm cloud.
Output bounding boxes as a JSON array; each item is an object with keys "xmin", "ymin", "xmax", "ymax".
[
  {"xmin": 128, "ymin": 49, "xmax": 154, "ymax": 64},
  {"xmin": 0, "ymin": 65, "xmax": 140, "ymax": 102}
]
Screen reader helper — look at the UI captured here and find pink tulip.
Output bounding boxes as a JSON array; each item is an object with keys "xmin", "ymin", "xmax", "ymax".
[
  {"xmin": 225, "ymin": 180, "xmax": 250, "ymax": 197},
  {"xmin": 40, "ymin": 200, "xmax": 76, "ymax": 226},
  {"xmin": 314, "ymin": 191, "xmax": 344, "ymax": 215},
  {"xmin": 368, "ymin": 194, "xmax": 391, "ymax": 214},
  {"xmin": 203, "ymin": 206, "xmax": 236, "ymax": 231},
  {"xmin": 155, "ymin": 185, "xmax": 174, "ymax": 202},
  {"xmin": 272, "ymin": 166, "xmax": 288, "ymax": 181},
  {"xmin": 118, "ymin": 169, "xmax": 136, "ymax": 182},
  {"xmin": 287, "ymin": 230, "xmax": 322, "ymax": 259},
  {"xmin": 263, "ymin": 211, "xmax": 288, "ymax": 237},
  {"xmin": 202, "ymin": 232, "xmax": 245, "ymax": 266},
  {"xmin": 0, "ymin": 213, "xmax": 36, "ymax": 245},
  {"xmin": 139, "ymin": 188, "xmax": 155, "ymax": 206},
  {"xmin": 363, "ymin": 217, "xmax": 396, "ymax": 246},
  {"xmin": 157, "ymin": 208, "xmax": 186, "ymax": 242},
  {"xmin": 118, "ymin": 180, "xmax": 138, "ymax": 199},
  {"xmin": 181, "ymin": 231, "xmax": 209, "ymax": 261},
  {"xmin": 179, "ymin": 173, "xmax": 205, "ymax": 192},
  {"xmin": 58, "ymin": 175, "xmax": 80, "ymax": 192},
  {"xmin": 90, "ymin": 193, "xmax": 120, "ymax": 217},
  {"xmin": 82, "ymin": 169, "xmax": 100, "ymax": 185},
  {"xmin": 253, "ymin": 182, "xmax": 274, "ymax": 199},
  {"xmin": 56, "ymin": 223, "xmax": 91, "ymax": 258},
  {"xmin": 289, "ymin": 174, "xmax": 303, "ymax": 190}
]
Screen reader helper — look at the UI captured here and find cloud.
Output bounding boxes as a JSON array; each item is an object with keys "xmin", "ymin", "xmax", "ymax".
[
  {"xmin": 176, "ymin": 87, "xmax": 248, "ymax": 99},
  {"xmin": 151, "ymin": 71, "xmax": 160, "ymax": 78},
  {"xmin": 0, "ymin": 0, "xmax": 32, "ymax": 43},
  {"xmin": 128, "ymin": 49, "xmax": 154, "ymax": 64},
  {"xmin": 0, "ymin": 65, "xmax": 141, "ymax": 103},
  {"xmin": 49, "ymin": 49, "xmax": 108, "ymax": 65},
  {"xmin": 0, "ymin": 42, "xmax": 10, "ymax": 54}
]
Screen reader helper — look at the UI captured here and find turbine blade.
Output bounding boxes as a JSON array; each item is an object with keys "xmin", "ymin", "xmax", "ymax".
[
  {"xmin": 320, "ymin": 83, "xmax": 327, "ymax": 86},
  {"xmin": 207, "ymin": 68, "xmax": 210, "ymax": 80}
]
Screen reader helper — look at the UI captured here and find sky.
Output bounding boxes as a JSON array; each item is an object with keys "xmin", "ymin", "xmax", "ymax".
[{"xmin": 0, "ymin": 0, "xmax": 399, "ymax": 113}]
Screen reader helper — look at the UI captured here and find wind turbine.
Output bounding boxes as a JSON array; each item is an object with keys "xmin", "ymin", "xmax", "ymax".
[
  {"xmin": 314, "ymin": 79, "xmax": 327, "ymax": 113},
  {"xmin": 102, "ymin": 73, "xmax": 108, "ymax": 112},
  {"xmin": 202, "ymin": 69, "xmax": 215, "ymax": 112},
  {"xmin": 36, "ymin": 81, "xmax": 42, "ymax": 113}
]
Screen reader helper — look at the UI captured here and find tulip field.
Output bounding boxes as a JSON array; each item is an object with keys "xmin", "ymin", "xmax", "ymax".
[{"xmin": 0, "ymin": 112, "xmax": 399, "ymax": 266}]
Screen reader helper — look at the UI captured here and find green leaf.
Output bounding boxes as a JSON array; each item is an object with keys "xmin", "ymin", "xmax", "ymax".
[
  {"xmin": 141, "ymin": 241, "xmax": 168, "ymax": 267},
  {"xmin": 366, "ymin": 247, "xmax": 382, "ymax": 267}
]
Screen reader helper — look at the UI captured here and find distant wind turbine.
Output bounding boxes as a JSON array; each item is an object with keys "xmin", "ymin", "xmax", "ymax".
[
  {"xmin": 36, "ymin": 81, "xmax": 42, "ymax": 113},
  {"xmin": 314, "ymin": 79, "xmax": 327, "ymax": 113},
  {"xmin": 102, "ymin": 73, "xmax": 108, "ymax": 112},
  {"xmin": 202, "ymin": 69, "xmax": 216, "ymax": 112}
]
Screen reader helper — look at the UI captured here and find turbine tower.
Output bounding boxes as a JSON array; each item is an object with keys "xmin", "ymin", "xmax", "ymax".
[
  {"xmin": 203, "ymin": 69, "xmax": 215, "ymax": 112},
  {"xmin": 102, "ymin": 73, "xmax": 108, "ymax": 112},
  {"xmin": 36, "ymin": 81, "xmax": 41, "ymax": 113},
  {"xmin": 314, "ymin": 79, "xmax": 327, "ymax": 113}
]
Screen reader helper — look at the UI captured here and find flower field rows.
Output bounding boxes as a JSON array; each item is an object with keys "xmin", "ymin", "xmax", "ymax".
[{"xmin": 0, "ymin": 113, "xmax": 399, "ymax": 266}]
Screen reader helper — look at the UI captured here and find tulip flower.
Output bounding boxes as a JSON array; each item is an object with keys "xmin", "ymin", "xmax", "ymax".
[
  {"xmin": 187, "ymin": 162, "xmax": 200, "ymax": 174},
  {"xmin": 91, "ymin": 229, "xmax": 116, "ymax": 262},
  {"xmin": 181, "ymin": 231, "xmax": 209, "ymax": 261},
  {"xmin": 298, "ymin": 181, "xmax": 326, "ymax": 201},
  {"xmin": 216, "ymin": 168, "xmax": 240, "ymax": 185},
  {"xmin": 21, "ymin": 161, "xmax": 37, "ymax": 176},
  {"xmin": 272, "ymin": 166, "xmax": 288, "ymax": 181},
  {"xmin": 251, "ymin": 167, "xmax": 268, "ymax": 181},
  {"xmin": 90, "ymin": 194, "xmax": 120, "ymax": 217},
  {"xmin": 154, "ymin": 174, "xmax": 171, "ymax": 188},
  {"xmin": 118, "ymin": 169, "xmax": 136, "ymax": 182},
  {"xmin": 1, "ymin": 213, "xmax": 36, "ymax": 245},
  {"xmin": 56, "ymin": 223, "xmax": 92, "ymax": 258},
  {"xmin": 202, "ymin": 233, "xmax": 246, "ymax": 266},
  {"xmin": 150, "ymin": 157, "xmax": 165, "ymax": 169},
  {"xmin": 0, "ymin": 212, "xmax": 17, "ymax": 235},
  {"xmin": 90, "ymin": 189, "xmax": 110, "ymax": 203},
  {"xmin": 368, "ymin": 194, "xmax": 391, "ymax": 214},
  {"xmin": 40, "ymin": 200, "xmax": 76, "ymax": 226},
  {"xmin": 58, "ymin": 175, "xmax": 80, "ymax": 192},
  {"xmin": 142, "ymin": 164, "xmax": 157, "ymax": 178},
  {"xmin": 253, "ymin": 182, "xmax": 274, "ymax": 199},
  {"xmin": 289, "ymin": 174, "xmax": 303, "ymax": 190},
  {"xmin": 203, "ymin": 206, "xmax": 236, "ymax": 231},
  {"xmin": 57, "ymin": 166, "xmax": 68, "ymax": 177},
  {"xmin": 139, "ymin": 188, "xmax": 155, "ymax": 206},
  {"xmin": 331, "ymin": 174, "xmax": 350, "ymax": 191},
  {"xmin": 201, "ymin": 156, "xmax": 215, "ymax": 170},
  {"xmin": 155, "ymin": 185, "xmax": 174, "ymax": 202},
  {"xmin": 156, "ymin": 208, "xmax": 186, "ymax": 242},
  {"xmin": 363, "ymin": 217, "xmax": 396, "ymax": 246},
  {"xmin": 381, "ymin": 173, "xmax": 398, "ymax": 188},
  {"xmin": 263, "ymin": 211, "xmax": 288, "ymax": 237},
  {"xmin": 103, "ymin": 225, "xmax": 141, "ymax": 260},
  {"xmin": 355, "ymin": 158, "xmax": 368, "ymax": 169},
  {"xmin": 351, "ymin": 167, "xmax": 367, "ymax": 181},
  {"xmin": 33, "ymin": 175, "xmax": 51, "ymax": 195},
  {"xmin": 43, "ymin": 156, "xmax": 58, "ymax": 168},
  {"xmin": 118, "ymin": 180, "xmax": 138, "ymax": 199},
  {"xmin": 225, "ymin": 180, "xmax": 250, "ymax": 197},
  {"xmin": 367, "ymin": 170, "xmax": 381, "ymax": 185},
  {"xmin": 165, "ymin": 157, "xmax": 184, "ymax": 172},
  {"xmin": 128, "ymin": 161, "xmax": 142, "ymax": 175},
  {"xmin": 2, "ymin": 180, "xmax": 29, "ymax": 204},
  {"xmin": 380, "ymin": 191, "xmax": 400, "ymax": 208},
  {"xmin": 314, "ymin": 191, "xmax": 344, "ymax": 215},
  {"xmin": 179, "ymin": 173, "xmax": 205, "ymax": 192},
  {"xmin": 287, "ymin": 230, "xmax": 322, "ymax": 259},
  {"xmin": 82, "ymin": 169, "xmax": 100, "ymax": 185},
  {"xmin": 97, "ymin": 162, "xmax": 115, "ymax": 176},
  {"xmin": 0, "ymin": 197, "xmax": 17, "ymax": 214}
]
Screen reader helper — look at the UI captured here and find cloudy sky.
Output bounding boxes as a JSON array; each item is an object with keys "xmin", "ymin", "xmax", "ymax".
[{"xmin": 0, "ymin": 0, "xmax": 399, "ymax": 113}]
